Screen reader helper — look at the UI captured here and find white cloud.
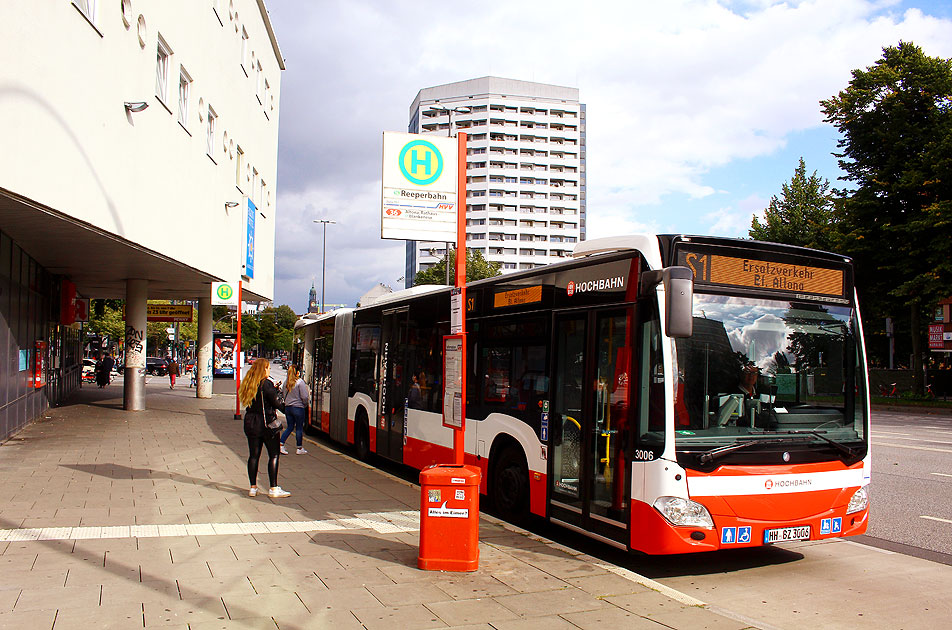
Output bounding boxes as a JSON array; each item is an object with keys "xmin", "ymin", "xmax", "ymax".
[{"xmin": 267, "ymin": 0, "xmax": 952, "ymax": 310}]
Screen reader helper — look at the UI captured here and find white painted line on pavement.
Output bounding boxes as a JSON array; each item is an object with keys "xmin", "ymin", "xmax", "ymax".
[
  {"xmin": 0, "ymin": 511, "xmax": 420, "ymax": 543},
  {"xmin": 874, "ymin": 436, "xmax": 952, "ymax": 446},
  {"xmin": 929, "ymin": 472, "xmax": 952, "ymax": 478},
  {"xmin": 592, "ymin": 560, "xmax": 707, "ymax": 607},
  {"xmin": 920, "ymin": 515, "xmax": 952, "ymax": 525},
  {"xmin": 871, "ymin": 431, "xmax": 911, "ymax": 437},
  {"xmin": 872, "ymin": 442, "xmax": 952, "ymax": 454},
  {"xmin": 840, "ymin": 539, "xmax": 895, "ymax": 554}
]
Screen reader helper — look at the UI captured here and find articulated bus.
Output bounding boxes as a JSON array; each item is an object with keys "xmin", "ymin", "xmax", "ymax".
[{"xmin": 294, "ymin": 234, "xmax": 870, "ymax": 554}]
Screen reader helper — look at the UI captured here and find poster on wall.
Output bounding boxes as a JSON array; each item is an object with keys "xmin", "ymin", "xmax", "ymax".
[{"xmin": 213, "ymin": 333, "xmax": 237, "ymax": 378}]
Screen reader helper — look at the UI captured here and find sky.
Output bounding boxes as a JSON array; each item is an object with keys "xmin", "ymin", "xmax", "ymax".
[{"xmin": 264, "ymin": 0, "xmax": 952, "ymax": 313}]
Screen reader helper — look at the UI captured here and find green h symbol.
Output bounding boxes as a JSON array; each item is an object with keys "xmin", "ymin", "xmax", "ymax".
[{"xmin": 410, "ymin": 149, "xmax": 432, "ymax": 175}]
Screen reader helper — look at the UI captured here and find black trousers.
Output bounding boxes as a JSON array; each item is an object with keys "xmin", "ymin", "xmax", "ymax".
[{"xmin": 247, "ymin": 431, "xmax": 281, "ymax": 488}]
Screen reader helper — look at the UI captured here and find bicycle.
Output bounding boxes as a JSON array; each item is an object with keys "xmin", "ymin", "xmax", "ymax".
[{"xmin": 878, "ymin": 382, "xmax": 898, "ymax": 397}]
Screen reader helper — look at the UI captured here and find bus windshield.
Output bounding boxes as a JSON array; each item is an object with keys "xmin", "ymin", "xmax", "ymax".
[{"xmin": 673, "ymin": 293, "xmax": 867, "ymax": 455}]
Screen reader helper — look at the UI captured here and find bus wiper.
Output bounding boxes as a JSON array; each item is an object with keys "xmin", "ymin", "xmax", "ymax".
[
  {"xmin": 772, "ymin": 430, "xmax": 856, "ymax": 459},
  {"xmin": 696, "ymin": 437, "xmax": 802, "ymax": 465}
]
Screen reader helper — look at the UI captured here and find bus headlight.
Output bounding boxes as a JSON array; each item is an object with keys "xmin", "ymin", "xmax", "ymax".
[
  {"xmin": 653, "ymin": 496, "xmax": 714, "ymax": 528},
  {"xmin": 846, "ymin": 486, "xmax": 869, "ymax": 514}
]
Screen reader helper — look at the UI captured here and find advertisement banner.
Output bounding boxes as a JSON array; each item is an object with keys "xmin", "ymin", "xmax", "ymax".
[
  {"xmin": 120, "ymin": 304, "xmax": 195, "ymax": 322},
  {"xmin": 213, "ymin": 333, "xmax": 237, "ymax": 378},
  {"xmin": 244, "ymin": 198, "xmax": 256, "ymax": 279}
]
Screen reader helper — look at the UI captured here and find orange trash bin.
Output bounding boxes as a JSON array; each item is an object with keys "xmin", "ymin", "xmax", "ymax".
[{"xmin": 418, "ymin": 464, "xmax": 481, "ymax": 571}]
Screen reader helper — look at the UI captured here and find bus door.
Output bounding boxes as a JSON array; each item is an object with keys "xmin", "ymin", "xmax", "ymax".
[
  {"xmin": 310, "ymin": 337, "xmax": 321, "ymax": 431},
  {"xmin": 377, "ymin": 307, "xmax": 408, "ymax": 462},
  {"xmin": 313, "ymin": 332, "xmax": 332, "ymax": 433},
  {"xmin": 549, "ymin": 308, "xmax": 632, "ymax": 546}
]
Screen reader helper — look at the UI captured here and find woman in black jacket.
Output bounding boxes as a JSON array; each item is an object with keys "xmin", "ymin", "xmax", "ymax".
[{"xmin": 238, "ymin": 358, "xmax": 289, "ymax": 498}]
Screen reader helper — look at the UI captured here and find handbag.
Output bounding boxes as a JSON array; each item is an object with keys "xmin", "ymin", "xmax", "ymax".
[{"xmin": 261, "ymin": 390, "xmax": 283, "ymax": 431}]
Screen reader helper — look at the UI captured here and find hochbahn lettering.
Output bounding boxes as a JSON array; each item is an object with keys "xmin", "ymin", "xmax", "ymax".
[{"xmin": 567, "ymin": 276, "xmax": 625, "ymax": 296}]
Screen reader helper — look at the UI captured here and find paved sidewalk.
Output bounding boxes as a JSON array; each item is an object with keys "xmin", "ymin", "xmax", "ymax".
[{"xmin": 0, "ymin": 381, "xmax": 752, "ymax": 629}]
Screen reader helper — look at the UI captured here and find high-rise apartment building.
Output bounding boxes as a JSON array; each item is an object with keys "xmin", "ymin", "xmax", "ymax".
[{"xmin": 406, "ymin": 77, "xmax": 586, "ymax": 286}]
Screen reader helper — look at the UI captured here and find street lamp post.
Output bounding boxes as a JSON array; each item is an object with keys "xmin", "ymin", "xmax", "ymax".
[
  {"xmin": 425, "ymin": 106, "xmax": 471, "ymax": 285},
  {"xmin": 312, "ymin": 219, "xmax": 336, "ymax": 313}
]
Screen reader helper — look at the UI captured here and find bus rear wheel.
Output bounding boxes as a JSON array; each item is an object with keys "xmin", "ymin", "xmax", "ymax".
[
  {"xmin": 491, "ymin": 445, "xmax": 529, "ymax": 524},
  {"xmin": 355, "ymin": 419, "xmax": 370, "ymax": 462}
]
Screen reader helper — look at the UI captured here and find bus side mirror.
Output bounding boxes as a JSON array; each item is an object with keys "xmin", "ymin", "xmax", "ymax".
[{"xmin": 641, "ymin": 266, "xmax": 694, "ymax": 338}]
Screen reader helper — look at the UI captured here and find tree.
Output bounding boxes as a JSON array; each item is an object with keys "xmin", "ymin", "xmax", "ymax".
[
  {"xmin": 820, "ymin": 41, "xmax": 952, "ymax": 391},
  {"xmin": 88, "ymin": 301, "xmax": 126, "ymax": 343},
  {"xmin": 240, "ymin": 313, "xmax": 260, "ymax": 351},
  {"xmin": 413, "ymin": 248, "xmax": 502, "ymax": 286},
  {"xmin": 749, "ymin": 157, "xmax": 839, "ymax": 251}
]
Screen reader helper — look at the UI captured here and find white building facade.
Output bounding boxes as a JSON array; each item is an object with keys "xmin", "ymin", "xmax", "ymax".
[
  {"xmin": 406, "ymin": 77, "xmax": 586, "ymax": 286},
  {"xmin": 0, "ymin": 0, "xmax": 283, "ymax": 433}
]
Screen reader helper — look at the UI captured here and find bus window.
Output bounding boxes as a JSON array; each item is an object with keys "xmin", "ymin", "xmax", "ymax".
[
  {"xmin": 350, "ymin": 325, "xmax": 380, "ymax": 401},
  {"xmin": 471, "ymin": 317, "xmax": 549, "ymax": 426},
  {"xmin": 405, "ymin": 318, "xmax": 448, "ymax": 412},
  {"xmin": 637, "ymin": 309, "xmax": 665, "ymax": 455}
]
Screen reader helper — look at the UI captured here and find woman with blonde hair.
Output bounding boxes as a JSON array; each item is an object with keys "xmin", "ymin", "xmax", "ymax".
[
  {"xmin": 239, "ymin": 358, "xmax": 289, "ymax": 498},
  {"xmin": 280, "ymin": 365, "xmax": 310, "ymax": 455}
]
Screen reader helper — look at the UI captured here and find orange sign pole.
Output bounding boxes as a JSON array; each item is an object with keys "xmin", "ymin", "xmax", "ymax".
[
  {"xmin": 453, "ymin": 132, "xmax": 468, "ymax": 466},
  {"xmin": 234, "ymin": 280, "xmax": 242, "ymax": 420}
]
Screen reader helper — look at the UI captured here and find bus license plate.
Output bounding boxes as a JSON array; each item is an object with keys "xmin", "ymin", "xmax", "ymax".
[{"xmin": 764, "ymin": 526, "xmax": 810, "ymax": 544}]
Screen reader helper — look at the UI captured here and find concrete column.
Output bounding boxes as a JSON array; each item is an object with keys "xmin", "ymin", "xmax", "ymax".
[
  {"xmin": 123, "ymin": 278, "xmax": 148, "ymax": 411},
  {"xmin": 196, "ymin": 297, "xmax": 213, "ymax": 399}
]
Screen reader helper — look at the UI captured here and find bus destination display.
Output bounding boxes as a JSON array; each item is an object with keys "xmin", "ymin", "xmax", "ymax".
[
  {"xmin": 494, "ymin": 285, "xmax": 542, "ymax": 309},
  {"xmin": 679, "ymin": 250, "xmax": 845, "ymax": 298}
]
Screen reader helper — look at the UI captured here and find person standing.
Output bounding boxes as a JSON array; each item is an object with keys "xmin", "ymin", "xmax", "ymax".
[
  {"xmin": 239, "ymin": 358, "xmax": 289, "ymax": 498},
  {"xmin": 167, "ymin": 356, "xmax": 180, "ymax": 389},
  {"xmin": 280, "ymin": 365, "xmax": 310, "ymax": 455},
  {"xmin": 95, "ymin": 354, "xmax": 108, "ymax": 388}
]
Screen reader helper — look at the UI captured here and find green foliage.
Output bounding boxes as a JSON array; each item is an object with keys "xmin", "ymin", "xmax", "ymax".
[
  {"xmin": 821, "ymin": 41, "xmax": 952, "ymax": 388},
  {"xmin": 88, "ymin": 301, "xmax": 125, "ymax": 342},
  {"xmin": 413, "ymin": 248, "xmax": 502, "ymax": 286},
  {"xmin": 749, "ymin": 158, "xmax": 839, "ymax": 251}
]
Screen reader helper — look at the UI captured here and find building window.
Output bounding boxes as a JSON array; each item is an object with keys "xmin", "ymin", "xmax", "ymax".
[
  {"xmin": 73, "ymin": 0, "xmax": 98, "ymax": 29},
  {"xmin": 240, "ymin": 27, "xmax": 249, "ymax": 75},
  {"xmin": 206, "ymin": 106, "xmax": 217, "ymax": 158},
  {"xmin": 255, "ymin": 61, "xmax": 264, "ymax": 104},
  {"xmin": 264, "ymin": 79, "xmax": 271, "ymax": 119},
  {"xmin": 177, "ymin": 66, "xmax": 192, "ymax": 128},
  {"xmin": 235, "ymin": 146, "xmax": 244, "ymax": 190},
  {"xmin": 155, "ymin": 36, "xmax": 172, "ymax": 105}
]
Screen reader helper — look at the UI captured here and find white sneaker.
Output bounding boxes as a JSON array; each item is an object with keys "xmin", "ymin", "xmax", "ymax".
[
  {"xmin": 249, "ymin": 487, "xmax": 258, "ymax": 497},
  {"xmin": 279, "ymin": 444, "xmax": 289, "ymax": 455},
  {"xmin": 296, "ymin": 447, "xmax": 308, "ymax": 455},
  {"xmin": 268, "ymin": 487, "xmax": 290, "ymax": 498}
]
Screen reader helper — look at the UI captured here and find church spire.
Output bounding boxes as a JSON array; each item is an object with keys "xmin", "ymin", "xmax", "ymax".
[{"xmin": 307, "ymin": 279, "xmax": 318, "ymax": 313}]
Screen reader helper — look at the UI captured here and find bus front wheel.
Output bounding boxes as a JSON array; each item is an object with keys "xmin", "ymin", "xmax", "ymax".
[{"xmin": 491, "ymin": 445, "xmax": 529, "ymax": 524}]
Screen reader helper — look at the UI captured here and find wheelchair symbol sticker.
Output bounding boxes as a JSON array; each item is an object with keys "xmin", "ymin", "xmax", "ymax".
[{"xmin": 737, "ymin": 526, "xmax": 751, "ymax": 543}]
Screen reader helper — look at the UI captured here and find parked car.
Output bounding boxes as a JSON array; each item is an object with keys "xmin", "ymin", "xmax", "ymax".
[
  {"xmin": 146, "ymin": 357, "xmax": 168, "ymax": 376},
  {"xmin": 82, "ymin": 358, "xmax": 97, "ymax": 382}
]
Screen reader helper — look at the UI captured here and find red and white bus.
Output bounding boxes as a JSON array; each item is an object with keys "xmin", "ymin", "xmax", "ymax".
[{"xmin": 294, "ymin": 234, "xmax": 870, "ymax": 554}]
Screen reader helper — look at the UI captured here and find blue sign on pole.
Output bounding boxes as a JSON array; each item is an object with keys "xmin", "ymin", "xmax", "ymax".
[{"xmin": 244, "ymin": 199, "xmax": 256, "ymax": 279}]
